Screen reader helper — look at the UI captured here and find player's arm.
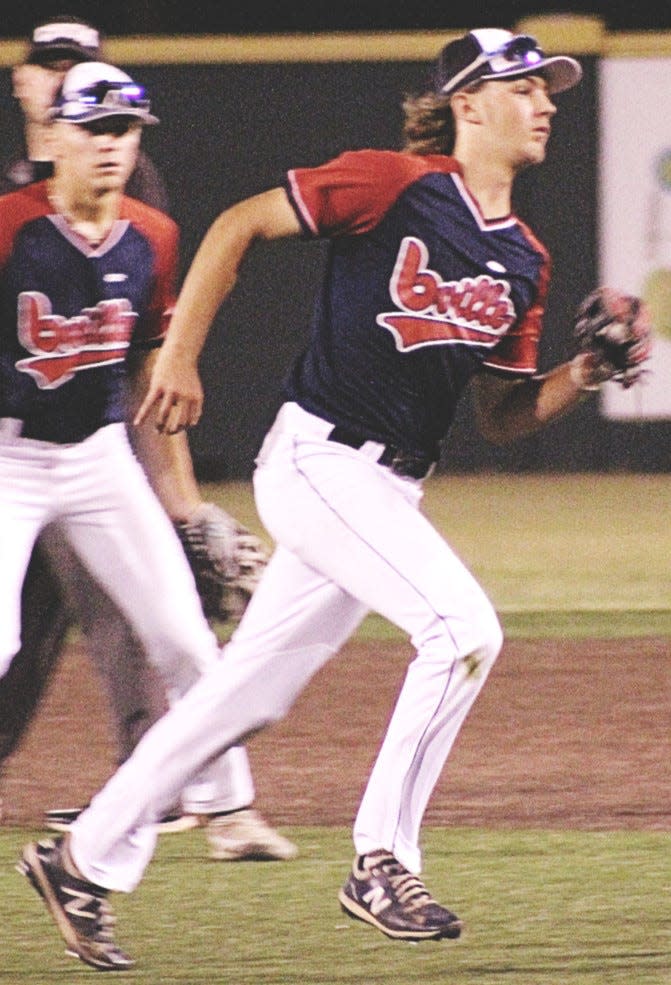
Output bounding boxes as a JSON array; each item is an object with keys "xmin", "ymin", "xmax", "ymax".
[
  {"xmin": 134, "ymin": 187, "xmax": 302, "ymax": 435},
  {"xmin": 125, "ymin": 346, "xmax": 202, "ymax": 521},
  {"xmin": 471, "ymin": 362, "xmax": 589, "ymax": 446}
]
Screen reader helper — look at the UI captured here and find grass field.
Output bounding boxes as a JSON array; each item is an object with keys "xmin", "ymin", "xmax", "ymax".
[
  {"xmin": 2, "ymin": 827, "xmax": 669, "ymax": 984},
  {"xmin": 2, "ymin": 473, "xmax": 670, "ymax": 982}
]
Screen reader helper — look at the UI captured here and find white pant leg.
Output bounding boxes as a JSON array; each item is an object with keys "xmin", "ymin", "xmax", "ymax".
[
  {"xmin": 0, "ymin": 436, "xmax": 57, "ymax": 675},
  {"xmin": 71, "ymin": 405, "xmax": 501, "ymax": 887},
  {"xmin": 58, "ymin": 426, "xmax": 257, "ymax": 816},
  {"xmin": 70, "ymin": 544, "xmax": 367, "ymax": 890},
  {"xmin": 56, "ymin": 426, "xmax": 218, "ymax": 692},
  {"xmin": 41, "ymin": 524, "xmax": 255, "ymax": 813},
  {"xmin": 253, "ymin": 406, "xmax": 503, "ymax": 872}
]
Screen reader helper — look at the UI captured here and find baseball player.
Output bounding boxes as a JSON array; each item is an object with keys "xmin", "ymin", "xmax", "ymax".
[
  {"xmin": 0, "ymin": 13, "xmax": 172, "ymax": 812},
  {"xmin": 20, "ymin": 29, "xmax": 651, "ymax": 970},
  {"xmin": 0, "ymin": 21, "xmax": 296, "ymax": 860},
  {"xmin": 0, "ymin": 56, "xmax": 297, "ymax": 882}
]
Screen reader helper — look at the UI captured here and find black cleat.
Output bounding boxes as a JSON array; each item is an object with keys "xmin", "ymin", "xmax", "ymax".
[
  {"xmin": 18, "ymin": 837, "xmax": 133, "ymax": 971},
  {"xmin": 338, "ymin": 850, "xmax": 463, "ymax": 941}
]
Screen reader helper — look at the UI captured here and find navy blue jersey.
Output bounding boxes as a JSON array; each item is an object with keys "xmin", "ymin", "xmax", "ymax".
[
  {"xmin": 0, "ymin": 181, "xmax": 178, "ymax": 443},
  {"xmin": 285, "ymin": 150, "xmax": 550, "ymax": 459}
]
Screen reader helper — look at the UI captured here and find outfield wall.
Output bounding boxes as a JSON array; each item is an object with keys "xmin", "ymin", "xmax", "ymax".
[{"xmin": 1, "ymin": 18, "xmax": 669, "ymax": 477}]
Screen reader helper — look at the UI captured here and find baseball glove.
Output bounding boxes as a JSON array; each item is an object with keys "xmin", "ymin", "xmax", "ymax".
[
  {"xmin": 572, "ymin": 287, "xmax": 652, "ymax": 389},
  {"xmin": 175, "ymin": 502, "xmax": 268, "ymax": 623}
]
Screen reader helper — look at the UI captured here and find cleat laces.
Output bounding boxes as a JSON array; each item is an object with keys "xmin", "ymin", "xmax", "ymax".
[{"xmin": 375, "ymin": 855, "xmax": 438, "ymax": 913}]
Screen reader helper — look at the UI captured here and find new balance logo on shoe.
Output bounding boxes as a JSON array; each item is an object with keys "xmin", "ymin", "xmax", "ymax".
[
  {"xmin": 18, "ymin": 837, "xmax": 134, "ymax": 971},
  {"xmin": 361, "ymin": 884, "xmax": 392, "ymax": 916},
  {"xmin": 338, "ymin": 850, "xmax": 463, "ymax": 942},
  {"xmin": 63, "ymin": 885, "xmax": 101, "ymax": 919}
]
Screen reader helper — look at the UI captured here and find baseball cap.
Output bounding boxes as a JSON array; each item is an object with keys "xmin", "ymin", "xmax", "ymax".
[
  {"xmin": 433, "ymin": 28, "xmax": 582, "ymax": 97},
  {"xmin": 50, "ymin": 62, "xmax": 159, "ymax": 125},
  {"xmin": 26, "ymin": 17, "xmax": 100, "ymax": 65}
]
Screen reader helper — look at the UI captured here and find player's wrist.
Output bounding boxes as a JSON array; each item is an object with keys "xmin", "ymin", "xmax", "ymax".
[{"xmin": 569, "ymin": 353, "xmax": 603, "ymax": 393}]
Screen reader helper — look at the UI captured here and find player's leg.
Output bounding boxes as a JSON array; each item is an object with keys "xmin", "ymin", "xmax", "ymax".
[
  {"xmin": 254, "ymin": 423, "xmax": 502, "ymax": 876},
  {"xmin": 60, "ymin": 426, "xmax": 221, "ymax": 694},
  {"xmin": 0, "ymin": 539, "xmax": 71, "ymax": 762},
  {"xmin": 58, "ymin": 424, "xmax": 294, "ymax": 845},
  {"xmin": 0, "ymin": 438, "xmax": 54, "ymax": 679},
  {"xmin": 41, "ymin": 527, "xmax": 168, "ymax": 763},
  {"xmin": 67, "ymin": 544, "xmax": 367, "ymax": 891}
]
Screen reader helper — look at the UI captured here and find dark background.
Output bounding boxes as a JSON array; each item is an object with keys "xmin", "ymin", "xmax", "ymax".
[
  {"xmin": 2, "ymin": 9, "xmax": 670, "ymax": 477},
  {"xmin": 1, "ymin": 2, "xmax": 671, "ymax": 38}
]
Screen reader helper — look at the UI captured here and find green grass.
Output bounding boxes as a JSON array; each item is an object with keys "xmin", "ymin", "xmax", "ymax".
[
  {"xmin": 2, "ymin": 826, "xmax": 670, "ymax": 984},
  {"xmin": 206, "ymin": 473, "xmax": 671, "ymax": 612},
  {"xmin": 204, "ymin": 473, "xmax": 671, "ymax": 641},
  {"xmin": 6, "ymin": 474, "xmax": 669, "ymax": 979}
]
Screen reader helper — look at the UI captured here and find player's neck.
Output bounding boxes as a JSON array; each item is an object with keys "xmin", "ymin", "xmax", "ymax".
[
  {"xmin": 47, "ymin": 179, "xmax": 122, "ymax": 248},
  {"xmin": 455, "ymin": 152, "xmax": 514, "ymax": 219}
]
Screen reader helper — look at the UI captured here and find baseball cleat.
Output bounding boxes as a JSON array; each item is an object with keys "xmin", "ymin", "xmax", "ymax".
[
  {"xmin": 338, "ymin": 850, "xmax": 463, "ymax": 941},
  {"xmin": 44, "ymin": 804, "xmax": 199, "ymax": 834},
  {"xmin": 205, "ymin": 808, "xmax": 298, "ymax": 861},
  {"xmin": 17, "ymin": 837, "xmax": 133, "ymax": 971}
]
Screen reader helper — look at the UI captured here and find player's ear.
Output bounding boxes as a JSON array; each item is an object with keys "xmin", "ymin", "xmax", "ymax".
[
  {"xmin": 451, "ymin": 86, "xmax": 485, "ymax": 127},
  {"xmin": 11, "ymin": 63, "xmax": 29, "ymax": 100}
]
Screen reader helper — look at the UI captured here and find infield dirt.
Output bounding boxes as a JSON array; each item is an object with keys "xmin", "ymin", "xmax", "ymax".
[{"xmin": 2, "ymin": 637, "xmax": 669, "ymax": 830}]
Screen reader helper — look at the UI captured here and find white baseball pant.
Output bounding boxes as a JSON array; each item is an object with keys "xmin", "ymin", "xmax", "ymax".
[
  {"xmin": 0, "ymin": 421, "xmax": 254, "ymax": 820},
  {"xmin": 68, "ymin": 402, "xmax": 502, "ymax": 891}
]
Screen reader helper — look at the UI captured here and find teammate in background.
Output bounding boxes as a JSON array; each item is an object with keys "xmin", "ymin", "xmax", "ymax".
[
  {"xmin": 0, "ymin": 15, "xmax": 167, "ymax": 207},
  {"xmin": 20, "ymin": 29, "xmax": 650, "ymax": 970},
  {"xmin": 0, "ymin": 57, "xmax": 295, "ymax": 884},
  {"xmin": 0, "ymin": 19, "xmax": 295, "ymax": 861}
]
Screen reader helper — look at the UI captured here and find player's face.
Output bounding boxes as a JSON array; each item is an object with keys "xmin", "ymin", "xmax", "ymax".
[
  {"xmin": 473, "ymin": 75, "xmax": 557, "ymax": 169},
  {"xmin": 12, "ymin": 60, "xmax": 78, "ymax": 126},
  {"xmin": 51, "ymin": 117, "xmax": 142, "ymax": 195}
]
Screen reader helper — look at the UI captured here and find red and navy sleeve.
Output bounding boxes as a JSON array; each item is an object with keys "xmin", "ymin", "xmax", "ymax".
[
  {"xmin": 286, "ymin": 150, "xmax": 456, "ymax": 238},
  {"xmin": 122, "ymin": 198, "xmax": 179, "ymax": 348}
]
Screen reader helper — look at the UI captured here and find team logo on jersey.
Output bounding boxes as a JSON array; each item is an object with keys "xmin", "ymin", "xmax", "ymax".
[
  {"xmin": 15, "ymin": 292, "xmax": 137, "ymax": 389},
  {"xmin": 377, "ymin": 236, "xmax": 516, "ymax": 351}
]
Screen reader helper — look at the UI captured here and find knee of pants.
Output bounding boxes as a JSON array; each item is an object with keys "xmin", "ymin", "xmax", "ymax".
[{"xmin": 414, "ymin": 595, "xmax": 503, "ymax": 671}]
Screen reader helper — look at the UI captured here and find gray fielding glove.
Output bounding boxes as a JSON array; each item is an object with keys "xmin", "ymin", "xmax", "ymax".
[
  {"xmin": 175, "ymin": 502, "xmax": 268, "ymax": 622},
  {"xmin": 572, "ymin": 286, "xmax": 652, "ymax": 390}
]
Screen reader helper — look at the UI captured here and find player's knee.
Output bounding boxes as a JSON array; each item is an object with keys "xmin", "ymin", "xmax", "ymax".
[
  {"xmin": 414, "ymin": 594, "xmax": 502, "ymax": 669},
  {"xmin": 476, "ymin": 603, "xmax": 504, "ymax": 667}
]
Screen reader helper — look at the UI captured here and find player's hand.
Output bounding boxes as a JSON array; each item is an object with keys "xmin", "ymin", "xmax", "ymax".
[{"xmin": 134, "ymin": 347, "xmax": 203, "ymax": 434}]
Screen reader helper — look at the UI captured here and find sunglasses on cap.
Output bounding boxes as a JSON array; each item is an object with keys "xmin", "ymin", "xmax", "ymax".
[
  {"xmin": 436, "ymin": 32, "xmax": 581, "ymax": 98},
  {"xmin": 52, "ymin": 79, "xmax": 158, "ymax": 125},
  {"xmin": 73, "ymin": 80, "xmax": 150, "ymax": 111}
]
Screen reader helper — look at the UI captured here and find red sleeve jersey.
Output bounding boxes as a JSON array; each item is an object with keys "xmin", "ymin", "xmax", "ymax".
[
  {"xmin": 283, "ymin": 150, "xmax": 550, "ymax": 458},
  {"xmin": 0, "ymin": 181, "xmax": 179, "ymax": 443}
]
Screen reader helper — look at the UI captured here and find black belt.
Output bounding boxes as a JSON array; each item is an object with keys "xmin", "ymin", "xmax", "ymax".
[
  {"xmin": 0, "ymin": 416, "xmax": 98, "ymax": 444},
  {"xmin": 327, "ymin": 425, "xmax": 435, "ymax": 480}
]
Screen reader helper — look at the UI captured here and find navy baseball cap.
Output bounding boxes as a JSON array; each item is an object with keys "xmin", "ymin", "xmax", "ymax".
[
  {"xmin": 433, "ymin": 28, "xmax": 582, "ymax": 97},
  {"xmin": 51, "ymin": 62, "xmax": 159, "ymax": 125},
  {"xmin": 26, "ymin": 17, "xmax": 100, "ymax": 65}
]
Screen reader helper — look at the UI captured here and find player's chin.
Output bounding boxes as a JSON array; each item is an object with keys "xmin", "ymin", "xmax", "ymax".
[
  {"xmin": 94, "ymin": 169, "xmax": 126, "ymax": 192},
  {"xmin": 519, "ymin": 142, "xmax": 548, "ymax": 168}
]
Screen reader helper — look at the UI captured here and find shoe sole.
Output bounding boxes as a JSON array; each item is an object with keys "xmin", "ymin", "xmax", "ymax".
[
  {"xmin": 18, "ymin": 844, "xmax": 114, "ymax": 970},
  {"xmin": 209, "ymin": 841, "xmax": 298, "ymax": 861},
  {"xmin": 338, "ymin": 889, "xmax": 463, "ymax": 941},
  {"xmin": 45, "ymin": 814, "xmax": 201, "ymax": 835}
]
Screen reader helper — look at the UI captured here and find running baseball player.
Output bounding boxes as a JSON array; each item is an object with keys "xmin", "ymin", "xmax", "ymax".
[
  {"xmin": 0, "ymin": 23, "xmax": 295, "ymax": 860},
  {"xmin": 20, "ymin": 29, "xmax": 651, "ymax": 970}
]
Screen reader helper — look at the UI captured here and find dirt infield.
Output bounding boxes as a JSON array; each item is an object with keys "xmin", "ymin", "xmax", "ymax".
[{"xmin": 1, "ymin": 636, "xmax": 669, "ymax": 830}]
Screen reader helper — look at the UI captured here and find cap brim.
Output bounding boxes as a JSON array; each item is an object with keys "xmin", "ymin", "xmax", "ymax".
[
  {"xmin": 28, "ymin": 45, "xmax": 96, "ymax": 65},
  {"xmin": 482, "ymin": 54, "xmax": 582, "ymax": 94},
  {"xmin": 53, "ymin": 107, "xmax": 159, "ymax": 125}
]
